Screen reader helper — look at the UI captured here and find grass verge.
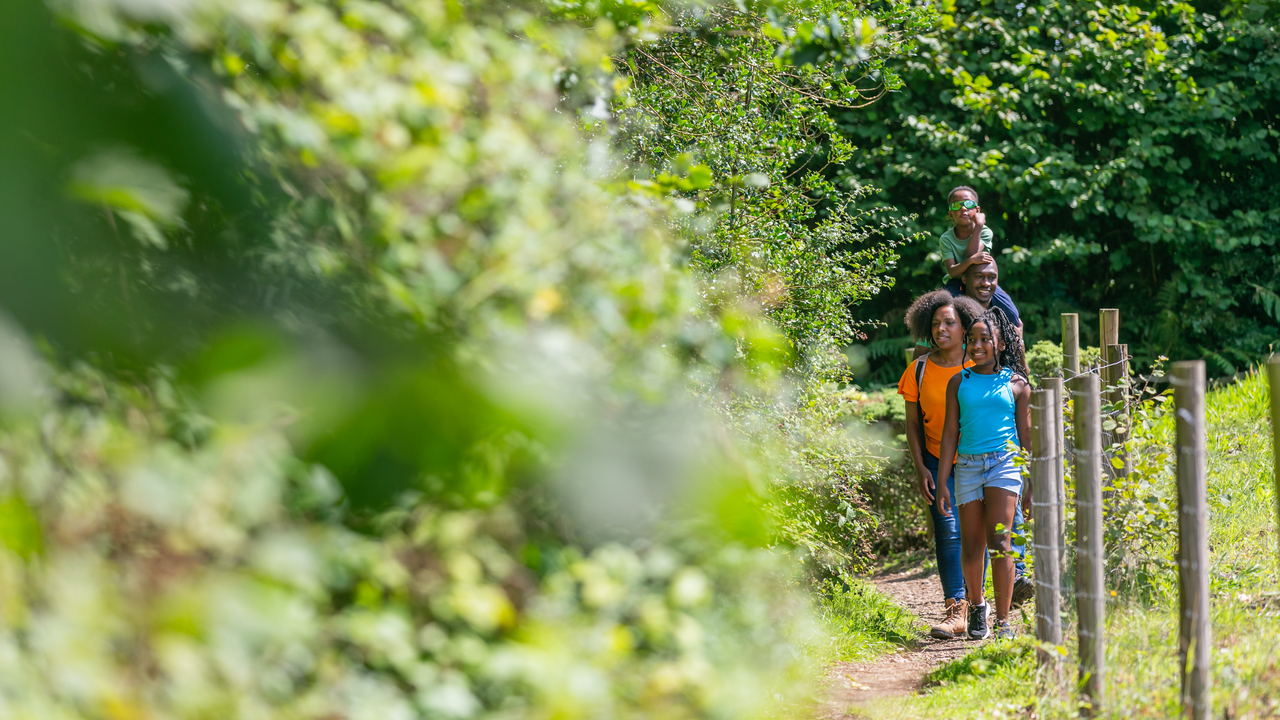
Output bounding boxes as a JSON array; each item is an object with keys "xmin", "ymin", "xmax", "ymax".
[{"xmin": 814, "ymin": 576, "xmax": 922, "ymax": 662}]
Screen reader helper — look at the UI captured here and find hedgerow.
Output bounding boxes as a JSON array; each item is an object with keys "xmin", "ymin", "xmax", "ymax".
[{"xmin": 0, "ymin": 0, "xmax": 931, "ymax": 716}]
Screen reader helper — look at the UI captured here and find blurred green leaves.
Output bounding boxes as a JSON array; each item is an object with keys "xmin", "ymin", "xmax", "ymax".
[
  {"xmin": 304, "ymin": 361, "xmax": 528, "ymax": 512},
  {"xmin": 0, "ymin": 0, "xmax": 928, "ymax": 715},
  {"xmin": 605, "ymin": 0, "xmax": 929, "ymax": 577},
  {"xmin": 0, "ymin": 495, "xmax": 42, "ymax": 560},
  {"xmin": 68, "ymin": 147, "xmax": 189, "ymax": 249}
]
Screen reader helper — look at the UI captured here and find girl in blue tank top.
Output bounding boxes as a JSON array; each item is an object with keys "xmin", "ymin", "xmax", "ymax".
[{"xmin": 934, "ymin": 308, "xmax": 1031, "ymax": 641}]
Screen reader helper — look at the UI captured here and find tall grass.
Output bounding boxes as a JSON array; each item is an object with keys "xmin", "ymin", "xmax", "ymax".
[{"xmin": 814, "ymin": 577, "xmax": 923, "ymax": 662}]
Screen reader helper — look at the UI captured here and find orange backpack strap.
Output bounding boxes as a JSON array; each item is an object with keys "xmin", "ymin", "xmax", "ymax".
[{"xmin": 914, "ymin": 353, "xmax": 928, "ymax": 430}]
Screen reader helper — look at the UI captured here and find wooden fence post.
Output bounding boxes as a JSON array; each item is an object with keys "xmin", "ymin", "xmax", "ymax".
[
  {"xmin": 1098, "ymin": 307, "xmax": 1119, "ymax": 481},
  {"xmin": 1043, "ymin": 376, "xmax": 1069, "ymax": 585},
  {"xmin": 1269, "ymin": 355, "xmax": 1280, "ymax": 577},
  {"xmin": 1173, "ymin": 361, "xmax": 1211, "ymax": 720},
  {"xmin": 1062, "ymin": 313, "xmax": 1080, "ymax": 377},
  {"xmin": 1099, "ymin": 308, "xmax": 1119, "ymax": 354},
  {"xmin": 1073, "ymin": 373, "xmax": 1105, "ymax": 715},
  {"xmin": 1032, "ymin": 388, "xmax": 1062, "ymax": 670}
]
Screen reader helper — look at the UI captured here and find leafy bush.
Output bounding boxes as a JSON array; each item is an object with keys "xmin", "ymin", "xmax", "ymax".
[
  {"xmin": 0, "ymin": 362, "xmax": 822, "ymax": 719},
  {"xmin": 1025, "ymin": 340, "xmax": 1102, "ymax": 384},
  {"xmin": 607, "ymin": 0, "xmax": 932, "ymax": 373},
  {"xmin": 1099, "ymin": 383, "xmax": 1180, "ymax": 604},
  {"xmin": 587, "ymin": 0, "xmax": 937, "ymax": 575}
]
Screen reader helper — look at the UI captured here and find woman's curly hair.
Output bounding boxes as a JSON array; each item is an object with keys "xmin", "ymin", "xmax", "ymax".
[
  {"xmin": 966, "ymin": 307, "xmax": 1029, "ymax": 379},
  {"xmin": 905, "ymin": 290, "xmax": 986, "ymax": 347}
]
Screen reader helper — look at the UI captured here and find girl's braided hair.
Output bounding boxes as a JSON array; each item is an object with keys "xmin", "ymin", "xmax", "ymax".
[
  {"xmin": 904, "ymin": 290, "xmax": 986, "ymax": 347},
  {"xmin": 966, "ymin": 307, "xmax": 1028, "ymax": 379}
]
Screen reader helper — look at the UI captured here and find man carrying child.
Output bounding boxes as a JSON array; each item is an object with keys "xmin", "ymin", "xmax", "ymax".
[{"xmin": 937, "ymin": 186, "xmax": 1023, "ymax": 339}]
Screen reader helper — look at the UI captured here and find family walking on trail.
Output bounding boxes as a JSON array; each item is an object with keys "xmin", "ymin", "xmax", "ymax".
[{"xmin": 897, "ymin": 186, "xmax": 1035, "ymax": 642}]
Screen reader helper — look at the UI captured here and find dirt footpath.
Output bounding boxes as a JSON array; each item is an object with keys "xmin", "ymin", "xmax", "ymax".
[{"xmin": 814, "ymin": 562, "xmax": 976, "ymax": 718}]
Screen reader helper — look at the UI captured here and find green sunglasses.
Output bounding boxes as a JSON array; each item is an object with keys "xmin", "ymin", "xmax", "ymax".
[{"xmin": 948, "ymin": 199, "xmax": 978, "ymax": 211}]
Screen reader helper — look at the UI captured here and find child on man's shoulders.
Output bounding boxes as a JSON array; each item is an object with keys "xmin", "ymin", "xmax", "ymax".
[{"xmin": 936, "ymin": 186, "xmax": 1021, "ymax": 335}]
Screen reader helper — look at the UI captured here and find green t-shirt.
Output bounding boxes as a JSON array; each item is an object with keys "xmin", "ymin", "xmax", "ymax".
[{"xmin": 938, "ymin": 226, "xmax": 994, "ymax": 282}]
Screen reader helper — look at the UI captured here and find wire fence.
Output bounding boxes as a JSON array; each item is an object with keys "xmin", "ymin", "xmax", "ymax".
[{"xmin": 1026, "ymin": 314, "xmax": 1219, "ymax": 719}]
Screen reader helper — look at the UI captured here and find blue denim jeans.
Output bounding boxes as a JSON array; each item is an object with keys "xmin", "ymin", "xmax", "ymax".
[
  {"xmin": 923, "ymin": 450, "xmax": 964, "ymax": 600},
  {"xmin": 923, "ymin": 451, "xmax": 1026, "ymax": 602}
]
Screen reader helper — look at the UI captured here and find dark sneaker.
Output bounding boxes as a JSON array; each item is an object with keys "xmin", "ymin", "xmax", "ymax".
[
  {"xmin": 994, "ymin": 618, "xmax": 1017, "ymax": 640},
  {"xmin": 1011, "ymin": 576, "xmax": 1035, "ymax": 610},
  {"xmin": 967, "ymin": 602, "xmax": 990, "ymax": 640}
]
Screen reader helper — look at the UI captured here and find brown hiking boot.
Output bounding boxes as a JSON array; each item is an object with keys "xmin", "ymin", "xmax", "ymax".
[{"xmin": 929, "ymin": 599, "xmax": 969, "ymax": 640}]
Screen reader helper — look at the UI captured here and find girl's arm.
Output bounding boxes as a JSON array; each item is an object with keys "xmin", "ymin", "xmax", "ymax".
[
  {"xmin": 935, "ymin": 373, "xmax": 964, "ymax": 517},
  {"xmin": 1013, "ymin": 377, "xmax": 1033, "ymax": 515},
  {"xmin": 904, "ymin": 401, "xmax": 934, "ymax": 504}
]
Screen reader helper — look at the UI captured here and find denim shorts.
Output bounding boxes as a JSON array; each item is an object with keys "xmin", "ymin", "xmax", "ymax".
[{"xmin": 954, "ymin": 450, "xmax": 1023, "ymax": 506}]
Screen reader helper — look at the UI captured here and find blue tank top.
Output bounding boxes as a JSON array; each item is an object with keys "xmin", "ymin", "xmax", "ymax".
[{"xmin": 956, "ymin": 367, "xmax": 1019, "ymax": 455}]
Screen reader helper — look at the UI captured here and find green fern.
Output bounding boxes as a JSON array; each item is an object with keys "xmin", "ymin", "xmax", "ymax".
[
  {"xmin": 1155, "ymin": 279, "xmax": 1180, "ymax": 313},
  {"xmin": 1202, "ymin": 349, "xmax": 1236, "ymax": 378},
  {"xmin": 865, "ymin": 335, "xmax": 911, "ymax": 360},
  {"xmin": 1225, "ymin": 347, "xmax": 1256, "ymax": 368}
]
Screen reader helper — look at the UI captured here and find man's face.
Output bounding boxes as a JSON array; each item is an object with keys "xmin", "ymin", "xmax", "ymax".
[{"xmin": 965, "ymin": 263, "xmax": 999, "ymax": 306}]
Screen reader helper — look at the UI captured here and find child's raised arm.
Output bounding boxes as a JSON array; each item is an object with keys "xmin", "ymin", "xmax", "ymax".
[
  {"xmin": 942, "ymin": 212, "xmax": 994, "ymax": 279},
  {"xmin": 965, "ymin": 211, "xmax": 987, "ymax": 259},
  {"xmin": 935, "ymin": 372, "xmax": 964, "ymax": 517}
]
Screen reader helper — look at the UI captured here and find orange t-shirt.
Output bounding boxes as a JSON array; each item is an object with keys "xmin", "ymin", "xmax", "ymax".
[{"xmin": 896, "ymin": 355, "xmax": 972, "ymax": 458}]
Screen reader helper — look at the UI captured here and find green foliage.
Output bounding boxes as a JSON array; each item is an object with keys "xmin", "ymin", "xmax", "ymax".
[
  {"xmin": 1025, "ymin": 340, "xmax": 1063, "ymax": 382},
  {"xmin": 544, "ymin": 0, "xmax": 943, "ymax": 576},
  {"xmin": 1092, "ymin": 363, "xmax": 1272, "ymax": 604},
  {"xmin": 824, "ymin": 386, "xmax": 926, "ymax": 554},
  {"xmin": 754, "ymin": 386, "xmax": 896, "ymax": 576},
  {"xmin": 594, "ymin": 0, "xmax": 937, "ymax": 573},
  {"xmin": 0, "ymin": 0, "xmax": 945, "ymax": 716},
  {"xmin": 843, "ymin": 0, "xmax": 1280, "ymax": 380},
  {"xmin": 1100, "ymin": 378, "xmax": 1179, "ymax": 603},
  {"xmin": 0, "ymin": 363, "xmax": 823, "ymax": 719},
  {"xmin": 847, "ymin": 386, "xmax": 907, "ymax": 425},
  {"xmin": 606, "ymin": 0, "xmax": 937, "ymax": 383},
  {"xmin": 1025, "ymin": 340, "xmax": 1102, "ymax": 383}
]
